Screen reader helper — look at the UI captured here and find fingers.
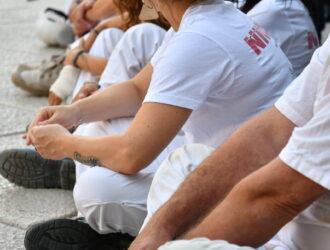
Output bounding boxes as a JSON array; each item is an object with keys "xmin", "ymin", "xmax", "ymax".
[
  {"xmin": 25, "ymin": 107, "xmax": 54, "ymax": 144},
  {"xmin": 48, "ymin": 92, "xmax": 62, "ymax": 106},
  {"xmin": 72, "ymin": 84, "xmax": 97, "ymax": 103}
]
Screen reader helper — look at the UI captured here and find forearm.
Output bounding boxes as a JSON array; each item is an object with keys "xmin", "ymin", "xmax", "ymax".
[
  {"xmin": 76, "ymin": 53, "xmax": 107, "ymax": 75},
  {"xmin": 98, "ymin": 14, "xmax": 128, "ymax": 31},
  {"xmin": 82, "ymin": 15, "xmax": 127, "ymax": 51},
  {"xmin": 137, "ymin": 108, "xmax": 295, "ymax": 242},
  {"xmin": 62, "ymin": 103, "xmax": 190, "ymax": 174},
  {"xmin": 184, "ymin": 178, "xmax": 292, "ymax": 247},
  {"xmin": 72, "ymin": 80, "xmax": 142, "ymax": 124},
  {"xmin": 63, "ymin": 134, "xmax": 134, "ymax": 173},
  {"xmin": 184, "ymin": 158, "xmax": 327, "ymax": 247},
  {"xmin": 85, "ymin": 0, "xmax": 116, "ymax": 22}
]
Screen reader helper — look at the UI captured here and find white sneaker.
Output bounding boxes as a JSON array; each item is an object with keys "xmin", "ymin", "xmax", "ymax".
[{"xmin": 11, "ymin": 54, "xmax": 65, "ymax": 96}]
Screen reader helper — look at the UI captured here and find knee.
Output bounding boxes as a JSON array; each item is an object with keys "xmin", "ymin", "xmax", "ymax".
[
  {"xmin": 98, "ymin": 27, "xmax": 124, "ymax": 42},
  {"xmin": 162, "ymin": 144, "xmax": 215, "ymax": 175},
  {"xmin": 125, "ymin": 23, "xmax": 165, "ymax": 37},
  {"xmin": 159, "ymin": 239, "xmax": 253, "ymax": 250},
  {"xmin": 73, "ymin": 167, "xmax": 118, "ymax": 211},
  {"xmin": 148, "ymin": 144, "xmax": 214, "ymax": 202},
  {"xmin": 121, "ymin": 23, "xmax": 166, "ymax": 50}
]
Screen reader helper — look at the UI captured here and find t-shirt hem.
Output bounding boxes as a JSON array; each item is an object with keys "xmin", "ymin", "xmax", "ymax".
[
  {"xmin": 279, "ymin": 149, "xmax": 330, "ymax": 191},
  {"xmin": 275, "ymin": 98, "xmax": 308, "ymax": 126},
  {"xmin": 144, "ymin": 93, "xmax": 202, "ymax": 110}
]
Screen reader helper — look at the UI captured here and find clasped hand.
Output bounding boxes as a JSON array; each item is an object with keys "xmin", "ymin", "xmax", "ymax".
[{"xmin": 23, "ymin": 105, "xmax": 81, "ymax": 159}]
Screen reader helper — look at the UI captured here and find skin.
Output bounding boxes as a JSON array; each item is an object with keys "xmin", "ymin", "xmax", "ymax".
[
  {"xmin": 48, "ymin": 15, "xmax": 127, "ymax": 106},
  {"xmin": 69, "ymin": 0, "xmax": 117, "ymax": 37},
  {"xmin": 27, "ymin": 0, "xmax": 197, "ymax": 174},
  {"xmin": 184, "ymin": 158, "xmax": 327, "ymax": 247},
  {"xmin": 129, "ymin": 106, "xmax": 327, "ymax": 250},
  {"xmin": 129, "ymin": 107, "xmax": 295, "ymax": 249},
  {"xmin": 27, "ymin": 63, "xmax": 191, "ymax": 174},
  {"xmin": 72, "ymin": 82, "xmax": 99, "ymax": 103}
]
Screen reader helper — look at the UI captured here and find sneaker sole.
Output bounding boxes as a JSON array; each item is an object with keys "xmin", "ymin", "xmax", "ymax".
[
  {"xmin": 24, "ymin": 219, "xmax": 134, "ymax": 250},
  {"xmin": 11, "ymin": 71, "xmax": 49, "ymax": 97},
  {"xmin": 0, "ymin": 149, "xmax": 75, "ymax": 189}
]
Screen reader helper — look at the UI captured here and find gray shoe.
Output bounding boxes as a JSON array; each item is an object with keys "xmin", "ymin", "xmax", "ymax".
[
  {"xmin": 11, "ymin": 54, "xmax": 65, "ymax": 96},
  {"xmin": 24, "ymin": 218, "xmax": 135, "ymax": 250},
  {"xmin": 0, "ymin": 148, "xmax": 75, "ymax": 190}
]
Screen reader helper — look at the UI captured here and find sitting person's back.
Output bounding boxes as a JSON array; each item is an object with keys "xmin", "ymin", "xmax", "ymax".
[
  {"xmin": 147, "ymin": 0, "xmax": 294, "ymax": 147},
  {"xmin": 245, "ymin": 0, "xmax": 319, "ymax": 76}
]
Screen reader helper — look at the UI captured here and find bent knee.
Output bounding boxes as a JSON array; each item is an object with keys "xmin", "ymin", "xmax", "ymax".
[
  {"xmin": 159, "ymin": 238, "xmax": 254, "ymax": 250},
  {"xmin": 160, "ymin": 144, "xmax": 215, "ymax": 176}
]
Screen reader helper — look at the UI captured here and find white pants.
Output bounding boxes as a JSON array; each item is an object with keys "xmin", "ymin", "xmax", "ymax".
[
  {"xmin": 72, "ymin": 24, "xmax": 186, "ymax": 236},
  {"xmin": 159, "ymin": 238, "xmax": 255, "ymax": 250},
  {"xmin": 72, "ymin": 23, "xmax": 166, "ymax": 98},
  {"xmin": 142, "ymin": 144, "xmax": 215, "ymax": 229}
]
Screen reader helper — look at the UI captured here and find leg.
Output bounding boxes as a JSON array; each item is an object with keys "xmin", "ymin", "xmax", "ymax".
[
  {"xmin": 99, "ymin": 23, "xmax": 166, "ymax": 88},
  {"xmin": 73, "ymin": 166, "xmax": 154, "ymax": 236},
  {"xmin": 159, "ymin": 238, "xmax": 255, "ymax": 250},
  {"xmin": 73, "ymin": 118, "xmax": 185, "ymax": 235},
  {"xmin": 142, "ymin": 144, "xmax": 215, "ymax": 229}
]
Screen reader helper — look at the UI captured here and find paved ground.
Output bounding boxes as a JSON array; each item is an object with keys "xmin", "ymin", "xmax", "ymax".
[
  {"xmin": 0, "ymin": 0, "xmax": 330, "ymax": 249},
  {"xmin": 0, "ymin": 1, "xmax": 76, "ymax": 249}
]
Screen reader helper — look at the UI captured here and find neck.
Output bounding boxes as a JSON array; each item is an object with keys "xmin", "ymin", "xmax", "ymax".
[{"xmin": 160, "ymin": 1, "xmax": 194, "ymax": 31}]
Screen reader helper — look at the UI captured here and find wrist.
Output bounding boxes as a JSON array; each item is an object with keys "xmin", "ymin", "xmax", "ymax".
[
  {"xmin": 72, "ymin": 49, "xmax": 86, "ymax": 68},
  {"xmin": 71, "ymin": 102, "xmax": 84, "ymax": 127},
  {"xmin": 61, "ymin": 133, "xmax": 75, "ymax": 158}
]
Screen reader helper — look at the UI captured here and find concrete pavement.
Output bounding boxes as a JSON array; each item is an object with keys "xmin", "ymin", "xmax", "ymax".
[{"xmin": 0, "ymin": 1, "xmax": 76, "ymax": 249}]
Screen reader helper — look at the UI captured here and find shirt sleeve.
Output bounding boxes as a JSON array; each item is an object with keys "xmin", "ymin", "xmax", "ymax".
[
  {"xmin": 279, "ymin": 93, "xmax": 330, "ymax": 190},
  {"xmin": 144, "ymin": 31, "xmax": 231, "ymax": 110},
  {"xmin": 275, "ymin": 47, "xmax": 324, "ymax": 126}
]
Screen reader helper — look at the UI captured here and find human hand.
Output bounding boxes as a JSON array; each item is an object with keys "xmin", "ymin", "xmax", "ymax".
[
  {"xmin": 69, "ymin": 0, "xmax": 96, "ymax": 37},
  {"xmin": 72, "ymin": 82, "xmax": 99, "ymax": 103},
  {"xmin": 24, "ymin": 105, "xmax": 81, "ymax": 145},
  {"xmin": 29, "ymin": 124, "xmax": 71, "ymax": 160},
  {"xmin": 48, "ymin": 91, "xmax": 63, "ymax": 106}
]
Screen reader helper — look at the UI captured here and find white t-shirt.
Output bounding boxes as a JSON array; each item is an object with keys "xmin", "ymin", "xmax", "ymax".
[
  {"xmin": 144, "ymin": 0, "xmax": 293, "ymax": 148},
  {"xmin": 248, "ymin": 0, "xmax": 319, "ymax": 76},
  {"xmin": 271, "ymin": 35, "xmax": 330, "ymax": 250}
]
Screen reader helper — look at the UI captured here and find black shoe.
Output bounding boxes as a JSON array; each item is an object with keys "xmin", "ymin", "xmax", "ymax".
[
  {"xmin": 0, "ymin": 149, "xmax": 75, "ymax": 190},
  {"xmin": 24, "ymin": 218, "xmax": 135, "ymax": 250}
]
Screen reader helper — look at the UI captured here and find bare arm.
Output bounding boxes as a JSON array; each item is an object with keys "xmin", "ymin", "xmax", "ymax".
[
  {"xmin": 60, "ymin": 102, "xmax": 191, "ymax": 174},
  {"xmin": 85, "ymin": 0, "xmax": 117, "ymax": 22},
  {"xmin": 81, "ymin": 15, "xmax": 128, "ymax": 51},
  {"xmin": 29, "ymin": 64, "xmax": 153, "ymax": 143},
  {"xmin": 75, "ymin": 63, "xmax": 153, "ymax": 123},
  {"xmin": 28, "ymin": 64, "xmax": 192, "ymax": 174},
  {"xmin": 130, "ymin": 107, "xmax": 296, "ymax": 250},
  {"xmin": 30, "ymin": 102, "xmax": 191, "ymax": 175},
  {"xmin": 184, "ymin": 157, "xmax": 327, "ymax": 247},
  {"xmin": 75, "ymin": 53, "xmax": 107, "ymax": 75},
  {"xmin": 69, "ymin": 0, "xmax": 117, "ymax": 37}
]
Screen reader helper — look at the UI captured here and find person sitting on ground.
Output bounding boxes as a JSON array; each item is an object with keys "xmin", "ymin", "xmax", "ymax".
[
  {"xmin": 47, "ymin": 0, "xmax": 169, "ymax": 105},
  {"xmin": 11, "ymin": 0, "xmax": 122, "ymax": 96},
  {"xmin": 1, "ymin": 0, "xmax": 293, "ymax": 249},
  {"xmin": 129, "ymin": 33, "xmax": 330, "ymax": 250}
]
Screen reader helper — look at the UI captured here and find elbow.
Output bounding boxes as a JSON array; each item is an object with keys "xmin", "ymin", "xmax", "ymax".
[{"xmin": 105, "ymin": 147, "xmax": 147, "ymax": 175}]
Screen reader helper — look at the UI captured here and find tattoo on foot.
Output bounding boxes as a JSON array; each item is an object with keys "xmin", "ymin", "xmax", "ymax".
[{"xmin": 73, "ymin": 152, "xmax": 101, "ymax": 167}]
